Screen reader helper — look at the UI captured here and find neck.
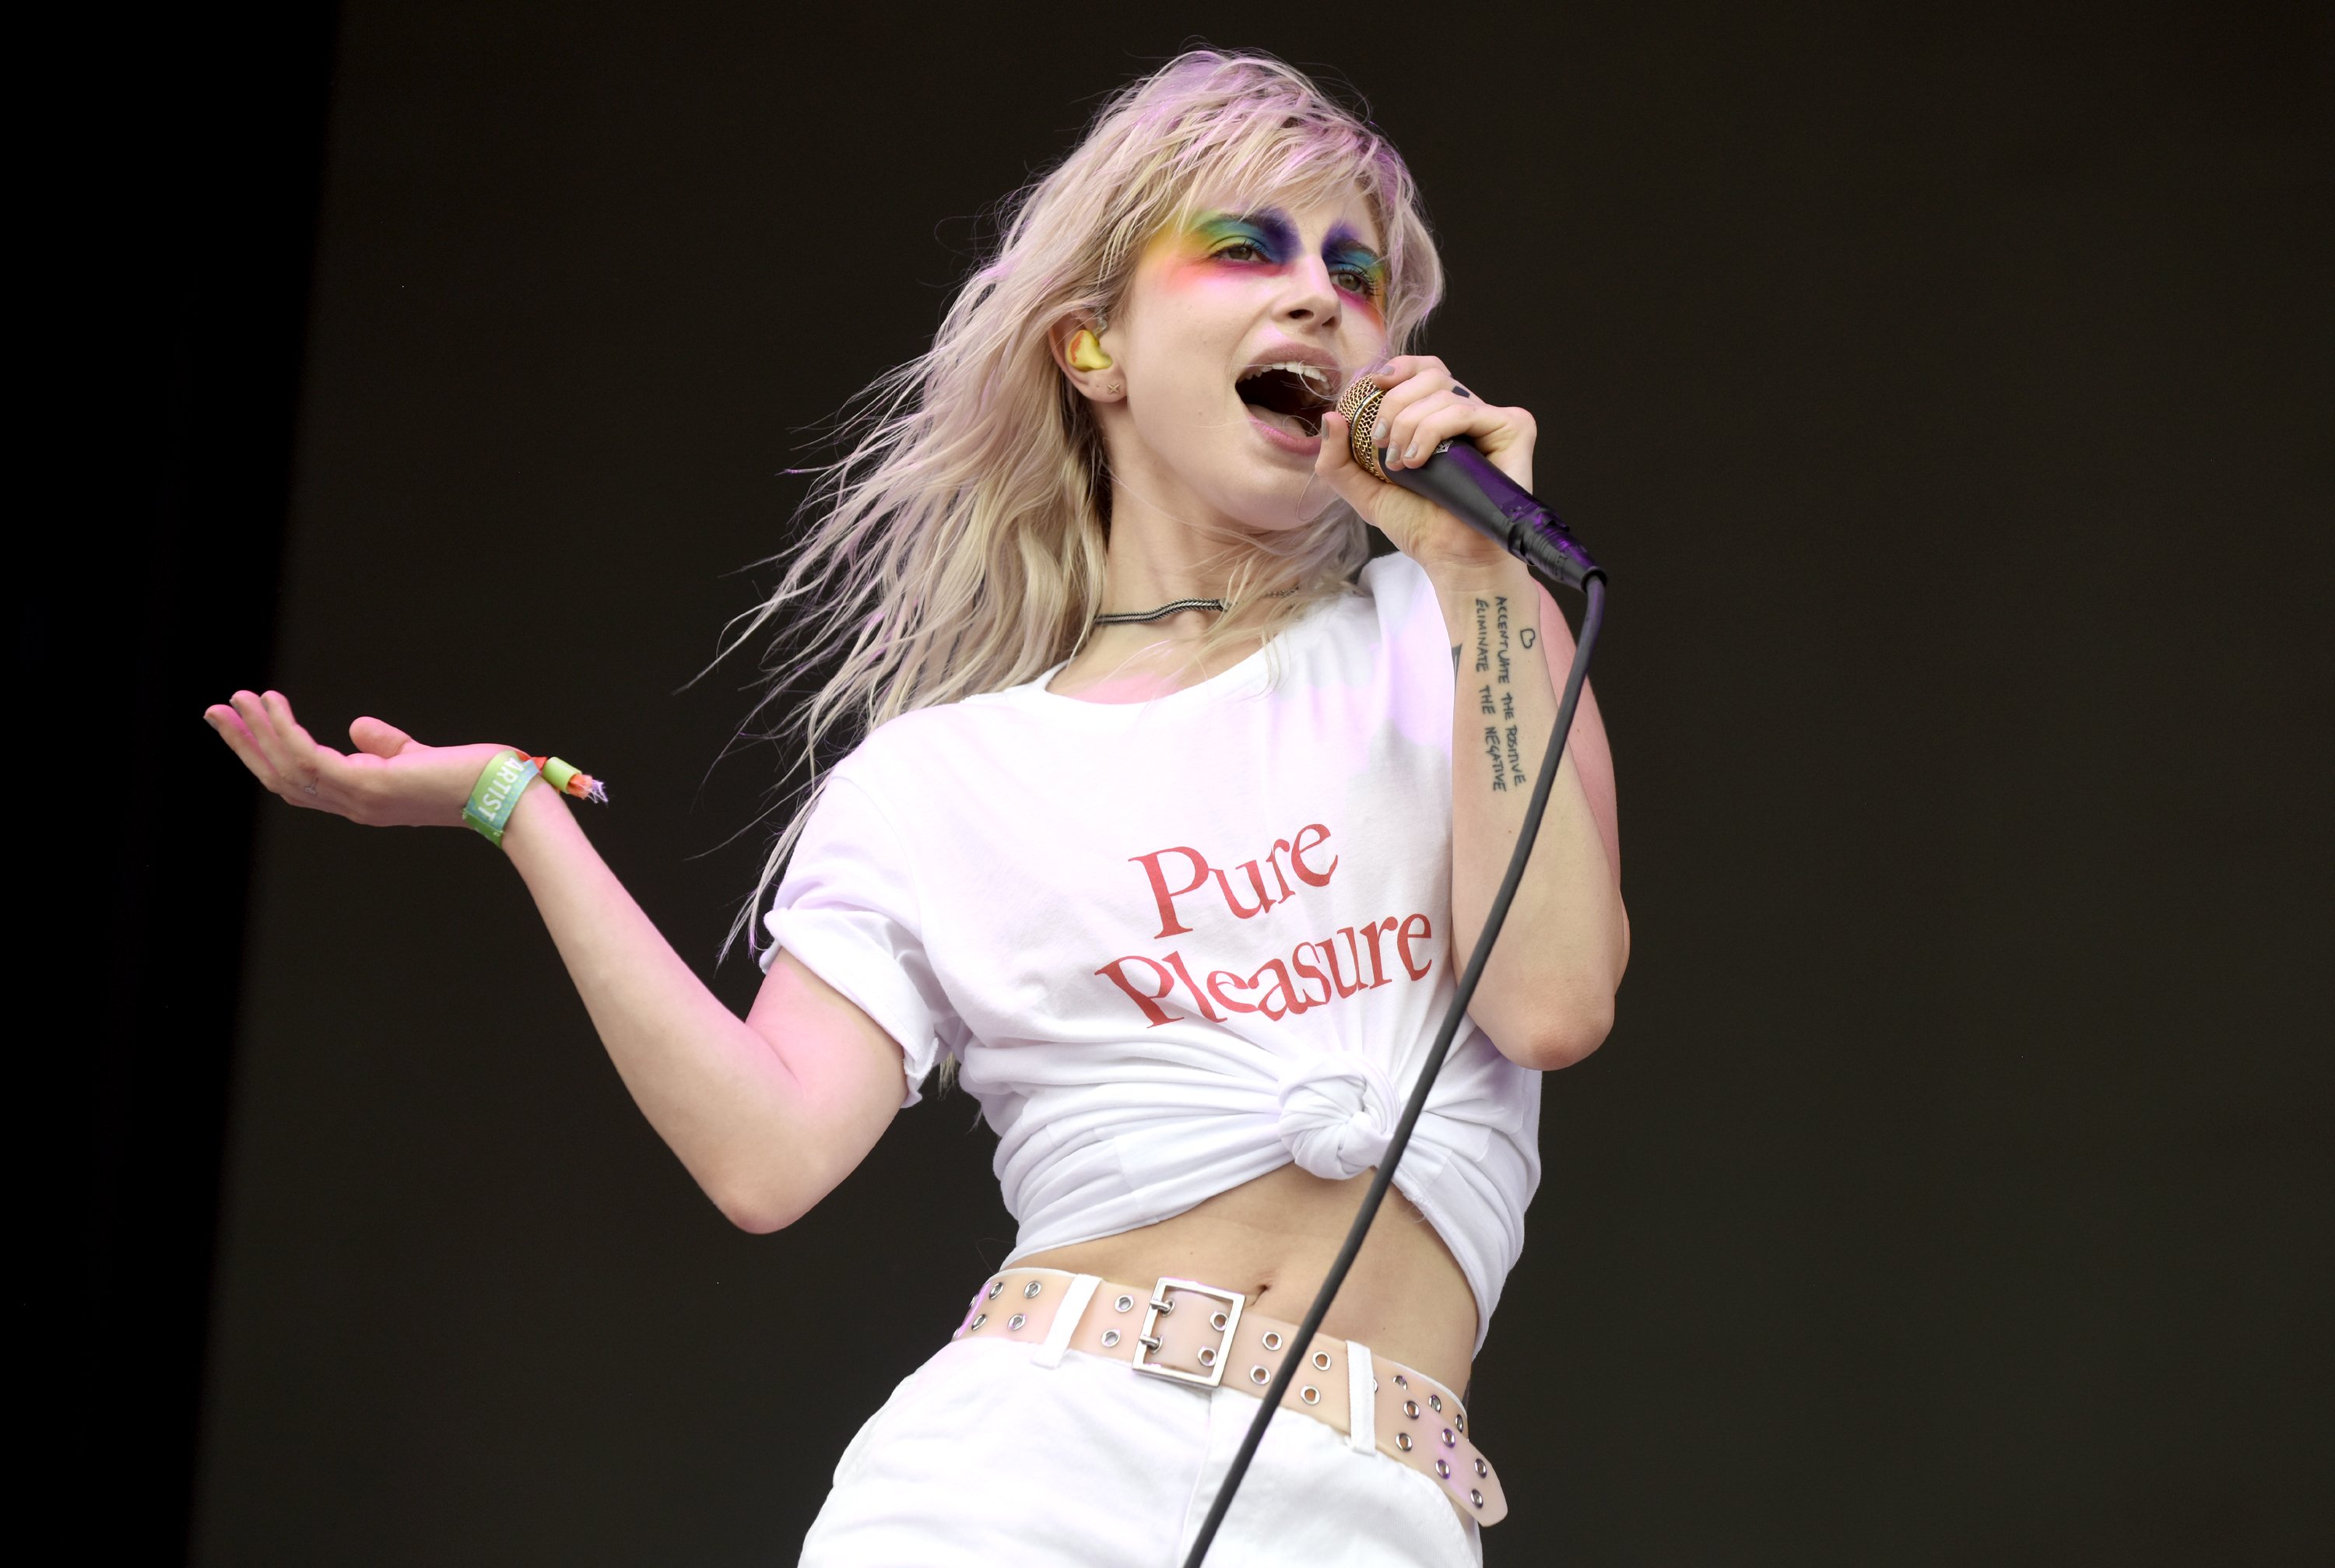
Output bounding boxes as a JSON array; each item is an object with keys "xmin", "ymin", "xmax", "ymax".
[
  {"xmin": 1049, "ymin": 416, "xmax": 1301, "ymax": 700},
  {"xmin": 1040, "ymin": 481, "xmax": 1262, "ymax": 700},
  {"xmin": 1096, "ymin": 476, "xmax": 1245, "ymax": 628}
]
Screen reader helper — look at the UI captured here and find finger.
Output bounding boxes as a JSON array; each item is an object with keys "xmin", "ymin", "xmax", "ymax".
[
  {"xmin": 1371, "ymin": 374, "xmax": 1467, "ymax": 470},
  {"xmin": 262, "ymin": 689, "xmax": 321, "ymax": 795},
  {"xmin": 1378, "ymin": 387, "xmax": 1479, "ymax": 471},
  {"xmin": 262, "ymin": 690, "xmax": 354, "ymax": 802},
  {"xmin": 206, "ymin": 700, "xmax": 259, "ymax": 746},
  {"xmin": 1366, "ymin": 354, "xmax": 1444, "ymax": 389},
  {"xmin": 1311, "ymin": 411, "xmax": 1386, "ymax": 519},
  {"xmin": 261, "ymin": 689, "xmax": 304, "ymax": 739},
  {"xmin": 1316, "ymin": 409, "xmax": 1357, "ymax": 477},
  {"xmin": 265, "ymin": 689, "xmax": 342, "ymax": 760},
  {"xmin": 230, "ymin": 690, "xmax": 294, "ymax": 774},
  {"xmin": 349, "ymin": 716, "xmax": 417, "ymax": 759},
  {"xmin": 1316, "ymin": 409, "xmax": 1368, "ymax": 495},
  {"xmin": 1391, "ymin": 398, "xmax": 1515, "ymax": 472},
  {"xmin": 205, "ymin": 703, "xmax": 286, "ymax": 791}
]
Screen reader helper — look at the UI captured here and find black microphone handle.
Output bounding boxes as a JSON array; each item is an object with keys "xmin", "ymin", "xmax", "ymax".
[{"xmin": 1381, "ymin": 439, "xmax": 1602, "ymax": 593}]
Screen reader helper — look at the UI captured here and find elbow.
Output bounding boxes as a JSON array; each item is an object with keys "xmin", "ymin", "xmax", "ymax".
[
  {"xmin": 1501, "ymin": 985, "xmax": 1615, "ymax": 1072},
  {"xmin": 1533, "ymin": 997, "xmax": 1615, "ymax": 1071},
  {"xmin": 1529, "ymin": 908, "xmax": 1627, "ymax": 1070},
  {"xmin": 719, "ymin": 1201, "xmax": 796, "ymax": 1236},
  {"xmin": 707, "ymin": 1173, "xmax": 815, "ymax": 1235}
]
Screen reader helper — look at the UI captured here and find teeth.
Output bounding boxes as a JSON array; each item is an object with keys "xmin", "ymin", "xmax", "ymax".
[{"xmin": 1238, "ymin": 361, "xmax": 1335, "ymax": 396}]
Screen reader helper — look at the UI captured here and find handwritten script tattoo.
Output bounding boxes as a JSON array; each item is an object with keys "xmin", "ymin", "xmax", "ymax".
[
  {"xmin": 1497, "ymin": 596, "xmax": 1529, "ymax": 787},
  {"xmin": 1469, "ymin": 595, "xmax": 1530, "ymax": 793}
]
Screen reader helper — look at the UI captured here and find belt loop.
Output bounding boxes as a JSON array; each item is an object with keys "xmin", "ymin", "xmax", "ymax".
[
  {"xmin": 1031, "ymin": 1274, "xmax": 1100, "ymax": 1369},
  {"xmin": 1346, "ymin": 1340, "xmax": 1378, "ymax": 1454}
]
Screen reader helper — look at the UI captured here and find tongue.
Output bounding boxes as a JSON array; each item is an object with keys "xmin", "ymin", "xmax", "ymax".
[{"xmin": 1249, "ymin": 405, "xmax": 1312, "ymax": 437}]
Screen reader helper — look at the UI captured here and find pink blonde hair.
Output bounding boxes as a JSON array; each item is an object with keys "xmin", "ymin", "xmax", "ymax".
[{"xmin": 724, "ymin": 50, "xmax": 1445, "ymax": 957}]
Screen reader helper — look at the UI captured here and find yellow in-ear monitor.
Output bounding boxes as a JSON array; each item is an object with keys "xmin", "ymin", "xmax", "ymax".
[{"xmin": 1067, "ymin": 328, "xmax": 1113, "ymax": 372}]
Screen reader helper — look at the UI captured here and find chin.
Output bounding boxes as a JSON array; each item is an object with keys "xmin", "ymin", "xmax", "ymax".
[
  {"xmin": 1217, "ymin": 468, "xmax": 1339, "ymax": 537},
  {"xmin": 1211, "ymin": 410, "xmax": 1336, "ymax": 533}
]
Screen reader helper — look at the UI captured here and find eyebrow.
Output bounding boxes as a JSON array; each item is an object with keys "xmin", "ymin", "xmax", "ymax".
[
  {"xmin": 1196, "ymin": 209, "xmax": 1299, "ymax": 254},
  {"xmin": 1323, "ymin": 223, "xmax": 1385, "ymax": 263},
  {"xmin": 1196, "ymin": 209, "xmax": 1386, "ymax": 265}
]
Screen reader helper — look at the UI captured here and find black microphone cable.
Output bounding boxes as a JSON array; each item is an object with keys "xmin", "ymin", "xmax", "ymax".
[
  {"xmin": 1185, "ymin": 372, "xmax": 1608, "ymax": 1561},
  {"xmin": 1181, "ymin": 560, "xmax": 1607, "ymax": 1566}
]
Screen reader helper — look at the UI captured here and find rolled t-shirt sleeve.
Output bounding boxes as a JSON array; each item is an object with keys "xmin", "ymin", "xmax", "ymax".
[{"xmin": 759, "ymin": 773, "xmax": 953, "ymax": 1107}]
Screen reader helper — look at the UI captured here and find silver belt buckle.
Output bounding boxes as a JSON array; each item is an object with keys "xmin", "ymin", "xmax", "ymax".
[{"xmin": 1128, "ymin": 1276, "xmax": 1245, "ymax": 1389}]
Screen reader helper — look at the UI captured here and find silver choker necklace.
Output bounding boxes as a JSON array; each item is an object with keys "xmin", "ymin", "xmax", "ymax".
[{"xmin": 1092, "ymin": 588, "xmax": 1297, "ymax": 626}]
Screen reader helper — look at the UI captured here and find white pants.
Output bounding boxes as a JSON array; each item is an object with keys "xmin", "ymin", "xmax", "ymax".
[{"xmin": 801, "ymin": 1334, "xmax": 1484, "ymax": 1566}]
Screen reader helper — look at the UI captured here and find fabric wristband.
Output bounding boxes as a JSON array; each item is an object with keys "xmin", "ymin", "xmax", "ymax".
[{"xmin": 462, "ymin": 749, "xmax": 542, "ymax": 847}]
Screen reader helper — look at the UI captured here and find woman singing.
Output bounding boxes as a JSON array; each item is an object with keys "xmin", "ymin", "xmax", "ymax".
[{"xmin": 205, "ymin": 51, "xmax": 1627, "ymax": 1566}]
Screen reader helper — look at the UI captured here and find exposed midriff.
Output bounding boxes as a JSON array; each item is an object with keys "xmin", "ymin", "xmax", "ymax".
[{"xmin": 1016, "ymin": 1162, "xmax": 1477, "ymax": 1394}]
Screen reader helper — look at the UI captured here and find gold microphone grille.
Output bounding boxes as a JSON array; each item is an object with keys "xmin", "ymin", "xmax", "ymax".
[{"xmin": 1335, "ymin": 375, "xmax": 1388, "ymax": 481}]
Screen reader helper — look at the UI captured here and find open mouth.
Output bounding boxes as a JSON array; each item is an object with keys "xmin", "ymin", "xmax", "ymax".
[{"xmin": 1236, "ymin": 362, "xmax": 1338, "ymax": 439}]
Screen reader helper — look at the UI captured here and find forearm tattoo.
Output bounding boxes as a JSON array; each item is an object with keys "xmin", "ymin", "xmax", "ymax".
[{"xmin": 1464, "ymin": 595, "xmax": 1529, "ymax": 793}]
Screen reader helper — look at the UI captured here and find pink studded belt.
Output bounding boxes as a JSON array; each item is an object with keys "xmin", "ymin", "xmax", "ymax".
[{"xmin": 952, "ymin": 1268, "xmax": 1507, "ymax": 1528}]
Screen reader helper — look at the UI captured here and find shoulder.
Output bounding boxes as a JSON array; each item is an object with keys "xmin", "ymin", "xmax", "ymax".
[
  {"xmin": 1359, "ymin": 546, "xmax": 1433, "ymax": 600},
  {"xmin": 1357, "ymin": 549, "xmax": 1438, "ymax": 623},
  {"xmin": 1354, "ymin": 549, "xmax": 1448, "ymax": 653},
  {"xmin": 825, "ymin": 683, "xmax": 1036, "ymax": 804}
]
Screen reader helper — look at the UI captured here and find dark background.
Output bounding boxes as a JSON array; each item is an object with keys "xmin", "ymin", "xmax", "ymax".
[{"xmin": 68, "ymin": 2, "xmax": 2330, "ymax": 1563}]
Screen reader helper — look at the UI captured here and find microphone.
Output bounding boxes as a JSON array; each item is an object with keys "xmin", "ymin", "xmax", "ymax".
[{"xmin": 1335, "ymin": 375, "xmax": 1601, "ymax": 592}]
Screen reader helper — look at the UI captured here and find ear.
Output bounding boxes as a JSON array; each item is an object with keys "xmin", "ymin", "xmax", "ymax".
[{"xmin": 1048, "ymin": 316, "xmax": 1125, "ymax": 405}]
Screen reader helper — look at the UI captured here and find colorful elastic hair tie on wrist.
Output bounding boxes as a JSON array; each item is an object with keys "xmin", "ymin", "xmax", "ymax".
[
  {"xmin": 462, "ymin": 750, "xmax": 608, "ymax": 847},
  {"xmin": 526, "ymin": 755, "xmax": 608, "ymax": 804}
]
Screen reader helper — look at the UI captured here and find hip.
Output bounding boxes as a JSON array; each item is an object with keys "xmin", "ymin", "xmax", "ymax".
[{"xmin": 802, "ymin": 1327, "xmax": 1484, "ymax": 1568}]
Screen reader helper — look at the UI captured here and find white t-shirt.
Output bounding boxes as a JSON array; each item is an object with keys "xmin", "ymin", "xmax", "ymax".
[{"xmin": 761, "ymin": 552, "xmax": 1540, "ymax": 1348}]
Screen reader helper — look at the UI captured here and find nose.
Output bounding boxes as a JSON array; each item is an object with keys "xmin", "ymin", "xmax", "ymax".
[{"xmin": 1277, "ymin": 255, "xmax": 1342, "ymax": 329}]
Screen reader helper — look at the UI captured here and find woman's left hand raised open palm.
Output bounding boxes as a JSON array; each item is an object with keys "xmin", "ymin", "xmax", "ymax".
[{"xmin": 205, "ymin": 689, "xmax": 514, "ymax": 829}]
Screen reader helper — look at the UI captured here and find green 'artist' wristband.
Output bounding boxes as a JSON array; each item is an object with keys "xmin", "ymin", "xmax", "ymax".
[{"xmin": 463, "ymin": 749, "xmax": 542, "ymax": 847}]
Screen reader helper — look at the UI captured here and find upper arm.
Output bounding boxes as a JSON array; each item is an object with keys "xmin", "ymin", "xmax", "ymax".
[
  {"xmin": 736, "ymin": 949, "xmax": 908, "ymax": 1228},
  {"xmin": 1536, "ymin": 580, "xmax": 1622, "ymax": 885}
]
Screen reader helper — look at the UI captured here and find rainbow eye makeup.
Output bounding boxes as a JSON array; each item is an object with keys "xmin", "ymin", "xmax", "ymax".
[
  {"xmin": 1195, "ymin": 211, "xmax": 1297, "ymax": 265},
  {"xmin": 1323, "ymin": 227, "xmax": 1389, "ymax": 304},
  {"xmin": 1184, "ymin": 209, "xmax": 1389, "ymax": 307}
]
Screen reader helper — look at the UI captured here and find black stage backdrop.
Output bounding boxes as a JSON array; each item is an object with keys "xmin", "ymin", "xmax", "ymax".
[{"xmin": 85, "ymin": 2, "xmax": 2330, "ymax": 1563}]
